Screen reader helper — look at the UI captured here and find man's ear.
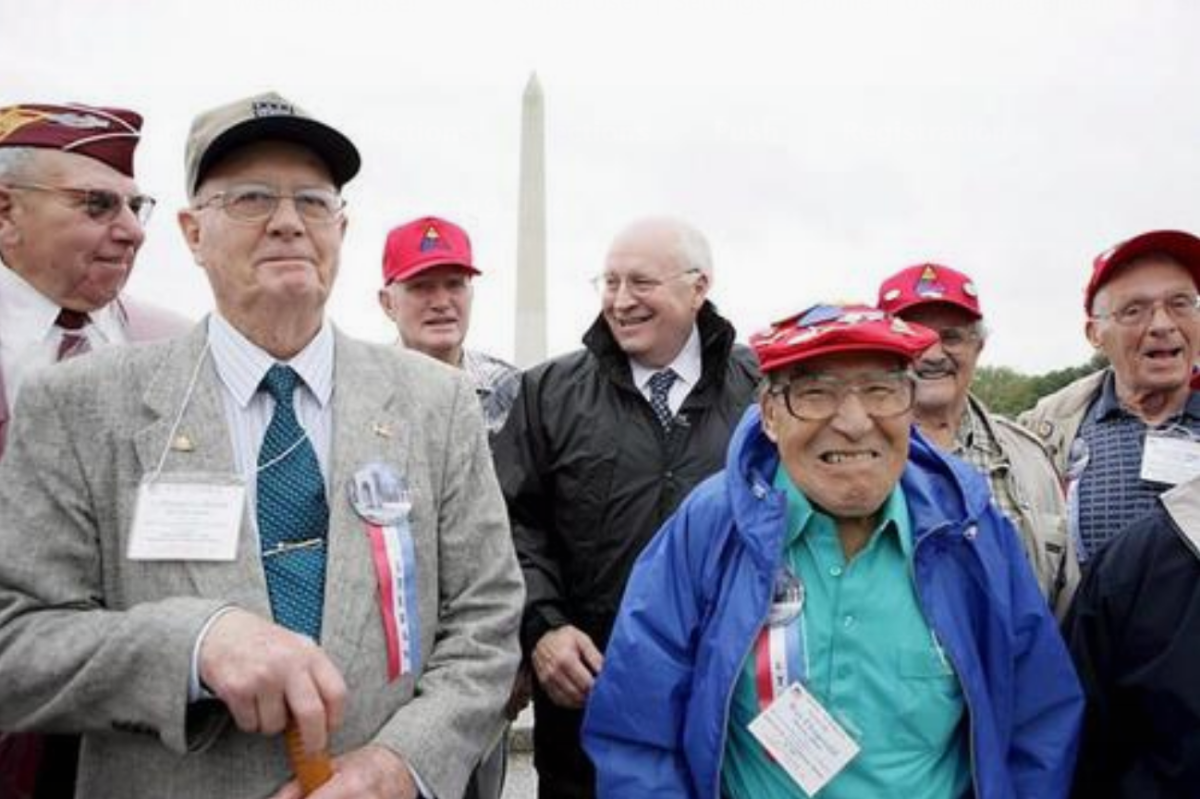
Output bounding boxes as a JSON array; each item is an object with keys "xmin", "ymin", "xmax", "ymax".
[
  {"xmin": 760, "ymin": 391, "xmax": 780, "ymax": 443},
  {"xmin": 378, "ymin": 285, "xmax": 396, "ymax": 319},
  {"xmin": 690, "ymin": 270, "xmax": 711, "ymax": 310},
  {"xmin": 177, "ymin": 207, "xmax": 203, "ymax": 263},
  {"xmin": 1084, "ymin": 318, "xmax": 1102, "ymax": 350},
  {"xmin": 0, "ymin": 185, "xmax": 21, "ymax": 248}
]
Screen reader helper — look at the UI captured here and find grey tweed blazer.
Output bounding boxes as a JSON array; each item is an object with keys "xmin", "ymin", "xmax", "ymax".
[{"xmin": 0, "ymin": 323, "xmax": 523, "ymax": 799}]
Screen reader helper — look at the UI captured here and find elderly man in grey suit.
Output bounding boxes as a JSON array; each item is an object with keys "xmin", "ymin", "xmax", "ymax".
[
  {"xmin": 0, "ymin": 91, "xmax": 523, "ymax": 799},
  {"xmin": 0, "ymin": 100, "xmax": 189, "ymax": 799}
]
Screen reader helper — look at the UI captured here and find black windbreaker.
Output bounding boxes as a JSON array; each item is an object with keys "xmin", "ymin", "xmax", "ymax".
[
  {"xmin": 494, "ymin": 301, "xmax": 760, "ymax": 656},
  {"xmin": 1064, "ymin": 490, "xmax": 1200, "ymax": 799}
]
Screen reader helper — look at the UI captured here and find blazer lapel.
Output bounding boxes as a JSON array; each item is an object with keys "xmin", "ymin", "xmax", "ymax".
[
  {"xmin": 320, "ymin": 333, "xmax": 407, "ymax": 666},
  {"xmin": 132, "ymin": 325, "xmax": 271, "ymax": 616},
  {"xmin": 0, "ymin": 365, "xmax": 8, "ymax": 459}
]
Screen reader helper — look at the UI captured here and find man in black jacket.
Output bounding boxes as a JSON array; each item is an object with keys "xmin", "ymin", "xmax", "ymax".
[
  {"xmin": 1063, "ymin": 471, "xmax": 1200, "ymax": 797},
  {"xmin": 494, "ymin": 217, "xmax": 760, "ymax": 799}
]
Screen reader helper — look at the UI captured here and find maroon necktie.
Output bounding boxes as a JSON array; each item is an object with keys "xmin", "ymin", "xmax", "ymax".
[{"xmin": 55, "ymin": 309, "xmax": 91, "ymax": 361}]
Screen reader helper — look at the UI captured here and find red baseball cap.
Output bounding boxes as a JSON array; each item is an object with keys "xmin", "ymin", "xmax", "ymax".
[
  {"xmin": 1086, "ymin": 229, "xmax": 1200, "ymax": 313},
  {"xmin": 750, "ymin": 303, "xmax": 939, "ymax": 374},
  {"xmin": 877, "ymin": 263, "xmax": 982, "ymax": 319},
  {"xmin": 0, "ymin": 102, "xmax": 143, "ymax": 177},
  {"xmin": 382, "ymin": 216, "xmax": 481, "ymax": 284}
]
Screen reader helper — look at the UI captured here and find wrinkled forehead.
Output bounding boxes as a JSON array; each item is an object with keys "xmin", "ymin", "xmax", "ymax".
[
  {"xmin": 395, "ymin": 264, "xmax": 476, "ymax": 288},
  {"xmin": 779, "ymin": 350, "xmax": 909, "ymax": 381},
  {"xmin": 1095, "ymin": 255, "xmax": 1199, "ymax": 305},
  {"xmin": 604, "ymin": 226, "xmax": 684, "ymax": 275},
  {"xmin": 26, "ymin": 147, "xmax": 138, "ymax": 192},
  {"xmin": 196, "ymin": 139, "xmax": 335, "ymax": 194}
]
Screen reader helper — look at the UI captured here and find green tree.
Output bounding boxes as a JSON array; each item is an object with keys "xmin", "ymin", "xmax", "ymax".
[{"xmin": 972, "ymin": 353, "xmax": 1107, "ymax": 416}]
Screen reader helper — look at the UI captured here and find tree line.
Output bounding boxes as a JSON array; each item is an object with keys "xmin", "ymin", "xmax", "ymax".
[{"xmin": 972, "ymin": 354, "xmax": 1109, "ymax": 417}]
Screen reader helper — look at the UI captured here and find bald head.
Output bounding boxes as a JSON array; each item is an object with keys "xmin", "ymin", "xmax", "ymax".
[
  {"xmin": 600, "ymin": 216, "xmax": 713, "ymax": 368},
  {"xmin": 607, "ymin": 216, "xmax": 713, "ymax": 282}
]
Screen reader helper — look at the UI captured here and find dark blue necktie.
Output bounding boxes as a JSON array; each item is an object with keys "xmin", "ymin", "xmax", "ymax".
[
  {"xmin": 648, "ymin": 369, "xmax": 678, "ymax": 429},
  {"xmin": 257, "ymin": 365, "xmax": 328, "ymax": 641}
]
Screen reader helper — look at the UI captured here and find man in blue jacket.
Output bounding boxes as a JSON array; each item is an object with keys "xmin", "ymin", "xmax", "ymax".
[{"xmin": 583, "ymin": 303, "xmax": 1083, "ymax": 799}]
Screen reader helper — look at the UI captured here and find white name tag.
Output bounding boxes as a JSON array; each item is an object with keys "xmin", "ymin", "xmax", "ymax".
[
  {"xmin": 748, "ymin": 682, "xmax": 860, "ymax": 795},
  {"xmin": 1141, "ymin": 433, "xmax": 1200, "ymax": 486},
  {"xmin": 128, "ymin": 475, "xmax": 245, "ymax": 561}
]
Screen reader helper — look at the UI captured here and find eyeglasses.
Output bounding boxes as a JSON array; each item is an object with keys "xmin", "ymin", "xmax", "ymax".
[
  {"xmin": 1091, "ymin": 293, "xmax": 1200, "ymax": 327},
  {"xmin": 591, "ymin": 268, "xmax": 700, "ymax": 298},
  {"xmin": 932, "ymin": 325, "xmax": 982, "ymax": 353},
  {"xmin": 5, "ymin": 182, "xmax": 156, "ymax": 225},
  {"xmin": 195, "ymin": 184, "xmax": 345, "ymax": 224},
  {"xmin": 769, "ymin": 370, "xmax": 916, "ymax": 421}
]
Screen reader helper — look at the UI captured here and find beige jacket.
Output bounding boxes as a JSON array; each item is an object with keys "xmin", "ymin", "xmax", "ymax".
[
  {"xmin": 961, "ymin": 397, "xmax": 1079, "ymax": 614},
  {"xmin": 1017, "ymin": 369, "xmax": 1108, "ymax": 478}
]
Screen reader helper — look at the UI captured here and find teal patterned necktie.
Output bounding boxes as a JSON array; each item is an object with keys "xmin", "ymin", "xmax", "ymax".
[{"xmin": 257, "ymin": 364, "xmax": 328, "ymax": 640}]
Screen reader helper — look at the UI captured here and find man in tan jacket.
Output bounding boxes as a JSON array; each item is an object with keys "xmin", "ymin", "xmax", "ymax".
[{"xmin": 879, "ymin": 263, "xmax": 1076, "ymax": 611}]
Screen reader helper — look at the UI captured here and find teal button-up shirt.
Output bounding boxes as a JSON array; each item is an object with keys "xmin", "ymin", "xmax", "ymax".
[{"xmin": 721, "ymin": 467, "xmax": 971, "ymax": 799}]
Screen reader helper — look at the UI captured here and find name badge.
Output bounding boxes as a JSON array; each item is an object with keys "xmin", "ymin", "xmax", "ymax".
[
  {"xmin": 128, "ymin": 473, "xmax": 245, "ymax": 561},
  {"xmin": 1141, "ymin": 432, "xmax": 1200, "ymax": 486},
  {"xmin": 748, "ymin": 682, "xmax": 861, "ymax": 796}
]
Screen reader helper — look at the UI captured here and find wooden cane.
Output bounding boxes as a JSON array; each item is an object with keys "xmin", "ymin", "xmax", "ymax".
[{"xmin": 284, "ymin": 719, "xmax": 334, "ymax": 795}]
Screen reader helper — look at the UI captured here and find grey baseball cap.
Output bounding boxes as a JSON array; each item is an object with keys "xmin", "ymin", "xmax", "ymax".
[{"xmin": 184, "ymin": 90, "xmax": 361, "ymax": 195}]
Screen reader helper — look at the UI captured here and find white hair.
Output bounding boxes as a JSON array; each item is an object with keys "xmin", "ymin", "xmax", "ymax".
[
  {"xmin": 0, "ymin": 147, "xmax": 39, "ymax": 182},
  {"xmin": 612, "ymin": 215, "xmax": 714, "ymax": 280}
]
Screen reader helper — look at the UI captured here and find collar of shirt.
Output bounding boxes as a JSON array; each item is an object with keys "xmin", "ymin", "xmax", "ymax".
[
  {"xmin": 955, "ymin": 395, "xmax": 1002, "ymax": 458},
  {"xmin": 773, "ymin": 464, "xmax": 912, "ymax": 559},
  {"xmin": 1092, "ymin": 369, "xmax": 1200, "ymax": 423},
  {"xmin": 206, "ymin": 312, "xmax": 334, "ymax": 409},
  {"xmin": 0, "ymin": 257, "xmax": 126, "ymax": 348},
  {"xmin": 629, "ymin": 323, "xmax": 702, "ymax": 397}
]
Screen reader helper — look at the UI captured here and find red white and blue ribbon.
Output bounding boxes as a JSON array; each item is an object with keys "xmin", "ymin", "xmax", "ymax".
[
  {"xmin": 367, "ymin": 521, "xmax": 421, "ymax": 682},
  {"xmin": 754, "ymin": 616, "xmax": 808, "ymax": 712}
]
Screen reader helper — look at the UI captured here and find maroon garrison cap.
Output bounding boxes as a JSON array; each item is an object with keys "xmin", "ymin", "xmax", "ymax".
[{"xmin": 0, "ymin": 102, "xmax": 143, "ymax": 177}]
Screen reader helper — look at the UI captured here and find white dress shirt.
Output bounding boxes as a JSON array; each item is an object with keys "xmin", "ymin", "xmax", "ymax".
[
  {"xmin": 0, "ymin": 259, "xmax": 127, "ymax": 409},
  {"xmin": 629, "ymin": 324, "xmax": 703, "ymax": 415},
  {"xmin": 206, "ymin": 312, "xmax": 335, "ymax": 509}
]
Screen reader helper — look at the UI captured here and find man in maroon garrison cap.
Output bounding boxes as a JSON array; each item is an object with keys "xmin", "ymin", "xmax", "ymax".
[{"xmin": 0, "ymin": 102, "xmax": 189, "ymax": 799}]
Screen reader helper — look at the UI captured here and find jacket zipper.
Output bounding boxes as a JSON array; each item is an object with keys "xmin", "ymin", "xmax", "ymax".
[
  {"xmin": 712, "ymin": 599, "xmax": 774, "ymax": 799},
  {"xmin": 911, "ymin": 524, "xmax": 982, "ymax": 799},
  {"xmin": 712, "ymin": 478, "xmax": 777, "ymax": 799}
]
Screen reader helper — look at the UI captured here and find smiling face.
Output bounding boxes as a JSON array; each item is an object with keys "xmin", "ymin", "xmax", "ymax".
[
  {"xmin": 379, "ymin": 264, "xmax": 474, "ymax": 365},
  {"xmin": 0, "ymin": 149, "xmax": 146, "ymax": 311},
  {"xmin": 178, "ymin": 140, "xmax": 346, "ymax": 347},
  {"xmin": 897, "ymin": 303, "xmax": 983, "ymax": 415},
  {"xmin": 600, "ymin": 221, "xmax": 709, "ymax": 368},
  {"xmin": 761, "ymin": 351, "xmax": 911, "ymax": 523},
  {"xmin": 1086, "ymin": 256, "xmax": 1199, "ymax": 407}
]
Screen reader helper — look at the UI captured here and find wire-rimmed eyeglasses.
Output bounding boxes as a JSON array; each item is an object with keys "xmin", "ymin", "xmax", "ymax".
[
  {"xmin": 768, "ymin": 370, "xmax": 916, "ymax": 421},
  {"xmin": 5, "ymin": 182, "xmax": 156, "ymax": 225},
  {"xmin": 590, "ymin": 268, "xmax": 700, "ymax": 298},
  {"xmin": 1091, "ymin": 293, "xmax": 1200, "ymax": 327},
  {"xmin": 195, "ymin": 183, "xmax": 346, "ymax": 224}
]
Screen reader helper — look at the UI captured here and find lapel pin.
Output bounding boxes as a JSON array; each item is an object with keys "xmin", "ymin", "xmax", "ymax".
[
  {"xmin": 373, "ymin": 422, "xmax": 393, "ymax": 439},
  {"xmin": 170, "ymin": 434, "xmax": 195, "ymax": 452}
]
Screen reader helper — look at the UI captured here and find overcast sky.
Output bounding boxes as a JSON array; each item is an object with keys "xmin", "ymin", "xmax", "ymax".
[{"xmin": 3, "ymin": 1, "xmax": 1198, "ymax": 373}]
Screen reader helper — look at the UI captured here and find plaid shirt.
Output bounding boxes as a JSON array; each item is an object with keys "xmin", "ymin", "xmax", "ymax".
[
  {"xmin": 953, "ymin": 397, "xmax": 1025, "ymax": 533},
  {"xmin": 462, "ymin": 349, "xmax": 521, "ymax": 436}
]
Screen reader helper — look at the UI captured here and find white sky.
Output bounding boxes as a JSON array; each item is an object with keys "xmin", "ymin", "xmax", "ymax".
[{"xmin": 3, "ymin": 0, "xmax": 1198, "ymax": 372}]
